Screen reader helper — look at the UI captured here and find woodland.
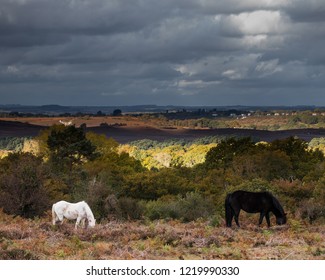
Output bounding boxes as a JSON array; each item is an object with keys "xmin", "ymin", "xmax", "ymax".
[{"xmin": 0, "ymin": 123, "xmax": 324, "ymax": 259}]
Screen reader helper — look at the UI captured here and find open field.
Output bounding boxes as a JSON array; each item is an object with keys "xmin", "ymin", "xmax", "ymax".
[
  {"xmin": 0, "ymin": 116, "xmax": 145, "ymax": 128},
  {"xmin": 2, "ymin": 117, "xmax": 325, "ymax": 143},
  {"xmin": 0, "ymin": 211, "xmax": 324, "ymax": 260}
]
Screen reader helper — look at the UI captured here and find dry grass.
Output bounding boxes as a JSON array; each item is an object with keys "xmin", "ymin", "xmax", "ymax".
[{"xmin": 0, "ymin": 211, "xmax": 324, "ymax": 260}]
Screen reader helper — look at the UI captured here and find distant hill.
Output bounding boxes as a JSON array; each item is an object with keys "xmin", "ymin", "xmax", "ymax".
[{"xmin": 0, "ymin": 104, "xmax": 320, "ymax": 116}]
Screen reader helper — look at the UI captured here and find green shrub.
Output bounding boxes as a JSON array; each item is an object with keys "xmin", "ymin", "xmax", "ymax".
[
  {"xmin": 300, "ymin": 199, "xmax": 325, "ymax": 224},
  {"xmin": 0, "ymin": 153, "xmax": 49, "ymax": 218},
  {"xmin": 118, "ymin": 197, "xmax": 144, "ymax": 220},
  {"xmin": 177, "ymin": 192, "xmax": 216, "ymax": 222},
  {"xmin": 145, "ymin": 199, "xmax": 178, "ymax": 220},
  {"xmin": 145, "ymin": 192, "xmax": 216, "ymax": 222},
  {"xmin": 87, "ymin": 178, "xmax": 144, "ymax": 221},
  {"xmin": 209, "ymin": 214, "xmax": 222, "ymax": 227}
]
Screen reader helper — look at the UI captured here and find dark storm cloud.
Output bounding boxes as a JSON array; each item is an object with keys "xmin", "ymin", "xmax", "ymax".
[
  {"xmin": 0, "ymin": 0, "xmax": 325, "ymax": 106},
  {"xmin": 285, "ymin": 0, "xmax": 325, "ymax": 22}
]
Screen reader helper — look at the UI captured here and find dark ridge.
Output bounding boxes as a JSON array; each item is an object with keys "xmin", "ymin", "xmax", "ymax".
[
  {"xmin": 0, "ymin": 120, "xmax": 46, "ymax": 137},
  {"xmin": 1, "ymin": 120, "xmax": 325, "ymax": 143}
]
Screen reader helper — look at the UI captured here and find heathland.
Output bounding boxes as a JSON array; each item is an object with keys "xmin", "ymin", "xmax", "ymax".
[{"xmin": 0, "ymin": 109, "xmax": 324, "ymax": 259}]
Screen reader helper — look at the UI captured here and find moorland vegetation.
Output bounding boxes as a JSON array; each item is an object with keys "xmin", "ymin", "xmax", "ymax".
[{"xmin": 0, "ymin": 123, "xmax": 324, "ymax": 259}]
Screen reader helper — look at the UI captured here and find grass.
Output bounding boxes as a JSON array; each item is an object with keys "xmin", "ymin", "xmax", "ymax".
[{"xmin": 0, "ymin": 211, "xmax": 324, "ymax": 260}]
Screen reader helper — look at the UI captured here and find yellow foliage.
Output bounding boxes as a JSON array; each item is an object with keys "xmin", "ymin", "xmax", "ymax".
[
  {"xmin": 0, "ymin": 150, "xmax": 10, "ymax": 159},
  {"xmin": 22, "ymin": 139, "xmax": 40, "ymax": 154},
  {"xmin": 118, "ymin": 143, "xmax": 217, "ymax": 169}
]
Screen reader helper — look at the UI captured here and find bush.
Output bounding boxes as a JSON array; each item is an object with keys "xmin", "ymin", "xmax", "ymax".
[
  {"xmin": 209, "ymin": 214, "xmax": 222, "ymax": 227},
  {"xmin": 300, "ymin": 199, "xmax": 325, "ymax": 224},
  {"xmin": 0, "ymin": 153, "xmax": 49, "ymax": 218},
  {"xmin": 86, "ymin": 179, "xmax": 144, "ymax": 221},
  {"xmin": 145, "ymin": 199, "xmax": 179, "ymax": 221},
  {"xmin": 227, "ymin": 179, "xmax": 274, "ymax": 193},
  {"xmin": 86, "ymin": 179, "xmax": 114, "ymax": 220},
  {"xmin": 121, "ymin": 169, "xmax": 192, "ymax": 200},
  {"xmin": 272, "ymin": 179, "xmax": 315, "ymax": 212},
  {"xmin": 118, "ymin": 197, "xmax": 144, "ymax": 220},
  {"xmin": 177, "ymin": 192, "xmax": 216, "ymax": 222},
  {"xmin": 145, "ymin": 192, "xmax": 216, "ymax": 222}
]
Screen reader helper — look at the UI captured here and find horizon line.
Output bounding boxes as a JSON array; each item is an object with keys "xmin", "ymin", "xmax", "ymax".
[{"xmin": 0, "ymin": 104, "xmax": 320, "ymax": 108}]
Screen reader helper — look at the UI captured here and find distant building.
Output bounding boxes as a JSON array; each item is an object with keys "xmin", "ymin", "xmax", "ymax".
[{"xmin": 59, "ymin": 120, "xmax": 73, "ymax": 126}]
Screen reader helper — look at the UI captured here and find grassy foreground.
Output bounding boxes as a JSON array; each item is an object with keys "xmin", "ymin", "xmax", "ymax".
[{"xmin": 0, "ymin": 211, "xmax": 324, "ymax": 260}]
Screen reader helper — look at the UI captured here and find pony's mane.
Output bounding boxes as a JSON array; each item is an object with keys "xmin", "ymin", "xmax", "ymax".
[
  {"xmin": 82, "ymin": 201, "xmax": 95, "ymax": 220},
  {"xmin": 272, "ymin": 195, "xmax": 285, "ymax": 216}
]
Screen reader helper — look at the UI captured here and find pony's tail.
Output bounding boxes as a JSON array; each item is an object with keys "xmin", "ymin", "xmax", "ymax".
[{"xmin": 225, "ymin": 194, "xmax": 232, "ymax": 227}]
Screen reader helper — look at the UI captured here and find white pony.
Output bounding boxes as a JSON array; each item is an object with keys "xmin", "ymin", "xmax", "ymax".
[{"xmin": 52, "ymin": 200, "xmax": 96, "ymax": 229}]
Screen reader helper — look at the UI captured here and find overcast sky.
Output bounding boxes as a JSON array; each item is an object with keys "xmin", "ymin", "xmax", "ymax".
[{"xmin": 1, "ymin": 0, "xmax": 325, "ymax": 106}]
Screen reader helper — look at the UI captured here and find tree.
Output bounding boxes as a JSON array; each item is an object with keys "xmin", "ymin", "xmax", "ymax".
[
  {"xmin": 205, "ymin": 137, "xmax": 255, "ymax": 170},
  {"xmin": 96, "ymin": 110, "xmax": 105, "ymax": 116},
  {"xmin": 47, "ymin": 125, "xmax": 97, "ymax": 168},
  {"xmin": 86, "ymin": 132, "xmax": 119, "ymax": 157},
  {"xmin": 112, "ymin": 109, "xmax": 122, "ymax": 116},
  {"xmin": 269, "ymin": 136, "xmax": 324, "ymax": 180},
  {"xmin": 231, "ymin": 150, "xmax": 292, "ymax": 181},
  {"xmin": 121, "ymin": 169, "xmax": 192, "ymax": 200},
  {"xmin": 0, "ymin": 153, "xmax": 49, "ymax": 218}
]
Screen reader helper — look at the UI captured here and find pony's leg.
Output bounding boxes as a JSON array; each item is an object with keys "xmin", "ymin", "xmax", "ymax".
[
  {"xmin": 59, "ymin": 215, "xmax": 64, "ymax": 224},
  {"xmin": 228, "ymin": 211, "xmax": 234, "ymax": 227},
  {"xmin": 234, "ymin": 210, "xmax": 240, "ymax": 227},
  {"xmin": 75, "ymin": 216, "xmax": 82, "ymax": 229},
  {"xmin": 259, "ymin": 212, "xmax": 265, "ymax": 226},
  {"xmin": 52, "ymin": 214, "xmax": 57, "ymax": 225},
  {"xmin": 81, "ymin": 218, "xmax": 86, "ymax": 228},
  {"xmin": 265, "ymin": 212, "xmax": 271, "ymax": 227}
]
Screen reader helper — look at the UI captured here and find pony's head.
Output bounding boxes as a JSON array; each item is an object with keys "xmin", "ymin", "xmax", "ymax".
[
  {"xmin": 83, "ymin": 201, "xmax": 96, "ymax": 228},
  {"xmin": 272, "ymin": 196, "xmax": 287, "ymax": 225},
  {"xmin": 87, "ymin": 217, "xmax": 96, "ymax": 228},
  {"xmin": 276, "ymin": 213, "xmax": 287, "ymax": 225}
]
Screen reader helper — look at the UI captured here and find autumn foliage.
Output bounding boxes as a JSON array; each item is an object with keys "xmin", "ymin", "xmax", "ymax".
[{"xmin": 0, "ymin": 125, "xmax": 325, "ymax": 259}]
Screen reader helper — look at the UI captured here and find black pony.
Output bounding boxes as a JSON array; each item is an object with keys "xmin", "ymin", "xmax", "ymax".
[{"xmin": 225, "ymin": 190, "xmax": 287, "ymax": 227}]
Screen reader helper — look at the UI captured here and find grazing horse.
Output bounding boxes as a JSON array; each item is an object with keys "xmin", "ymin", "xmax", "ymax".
[
  {"xmin": 225, "ymin": 190, "xmax": 286, "ymax": 227},
  {"xmin": 52, "ymin": 200, "xmax": 96, "ymax": 229}
]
